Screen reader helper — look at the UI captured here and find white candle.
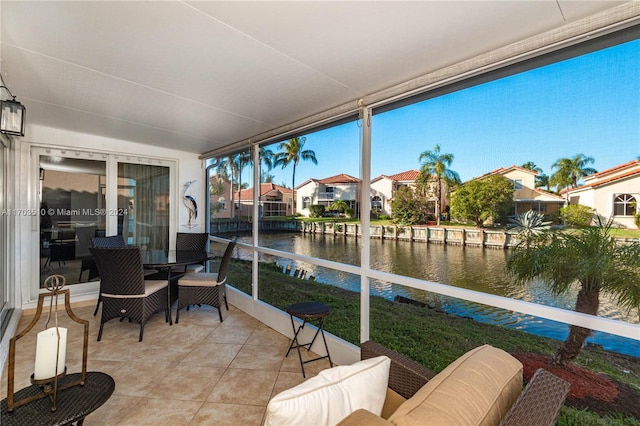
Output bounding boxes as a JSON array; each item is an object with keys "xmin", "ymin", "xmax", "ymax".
[{"xmin": 33, "ymin": 327, "xmax": 67, "ymax": 381}]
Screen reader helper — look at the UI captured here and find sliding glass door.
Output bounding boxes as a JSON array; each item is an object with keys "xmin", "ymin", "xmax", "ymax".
[
  {"xmin": 117, "ymin": 162, "xmax": 170, "ymax": 250},
  {"xmin": 39, "ymin": 155, "xmax": 106, "ymax": 287},
  {"xmin": 34, "ymin": 148, "xmax": 174, "ymax": 293}
]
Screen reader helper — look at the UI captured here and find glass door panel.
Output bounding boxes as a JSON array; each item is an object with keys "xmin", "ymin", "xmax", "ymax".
[
  {"xmin": 39, "ymin": 155, "xmax": 106, "ymax": 287},
  {"xmin": 117, "ymin": 163, "xmax": 170, "ymax": 250}
]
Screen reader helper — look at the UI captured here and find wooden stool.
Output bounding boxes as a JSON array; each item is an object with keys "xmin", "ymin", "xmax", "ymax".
[{"xmin": 285, "ymin": 301, "xmax": 333, "ymax": 377}]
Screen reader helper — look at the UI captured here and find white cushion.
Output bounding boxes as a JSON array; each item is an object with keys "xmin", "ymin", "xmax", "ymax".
[
  {"xmin": 264, "ymin": 355, "xmax": 391, "ymax": 426},
  {"xmin": 102, "ymin": 280, "xmax": 167, "ymax": 299},
  {"xmin": 178, "ymin": 272, "xmax": 223, "ymax": 287}
]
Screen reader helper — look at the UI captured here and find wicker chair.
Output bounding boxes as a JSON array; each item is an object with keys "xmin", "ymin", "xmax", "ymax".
[
  {"xmin": 173, "ymin": 232, "xmax": 209, "ymax": 274},
  {"xmin": 91, "ymin": 235, "xmax": 126, "ymax": 316},
  {"xmin": 358, "ymin": 341, "xmax": 571, "ymax": 426},
  {"xmin": 176, "ymin": 240, "xmax": 236, "ymax": 323},
  {"xmin": 90, "ymin": 246, "xmax": 170, "ymax": 342}
]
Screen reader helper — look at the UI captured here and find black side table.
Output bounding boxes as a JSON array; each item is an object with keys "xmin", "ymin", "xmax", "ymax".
[
  {"xmin": 285, "ymin": 301, "xmax": 333, "ymax": 377},
  {"xmin": 1, "ymin": 372, "xmax": 115, "ymax": 426}
]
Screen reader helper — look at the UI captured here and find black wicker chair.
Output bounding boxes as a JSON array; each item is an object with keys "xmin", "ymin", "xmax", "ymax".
[
  {"xmin": 90, "ymin": 246, "xmax": 170, "ymax": 342},
  {"xmin": 176, "ymin": 240, "xmax": 236, "ymax": 323},
  {"xmin": 91, "ymin": 235, "xmax": 126, "ymax": 316},
  {"xmin": 173, "ymin": 232, "xmax": 209, "ymax": 274}
]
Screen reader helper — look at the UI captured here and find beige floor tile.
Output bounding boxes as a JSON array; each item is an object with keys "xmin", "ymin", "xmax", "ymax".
[
  {"xmin": 179, "ymin": 342, "xmax": 243, "ymax": 368},
  {"xmin": 245, "ymin": 324, "xmax": 291, "ymax": 348},
  {"xmin": 175, "ymin": 304, "xmax": 227, "ymax": 326},
  {"xmin": 114, "ymin": 398, "xmax": 203, "ymax": 425},
  {"xmin": 146, "ymin": 364, "xmax": 226, "ymax": 401},
  {"xmin": 190, "ymin": 402, "xmax": 266, "ymax": 426},
  {"xmin": 204, "ymin": 323, "xmax": 254, "ymax": 345},
  {"xmin": 83, "ymin": 394, "xmax": 144, "ymax": 425},
  {"xmin": 221, "ymin": 311, "xmax": 261, "ymax": 329},
  {"xmin": 229, "ymin": 344, "xmax": 285, "ymax": 371},
  {"xmin": 105, "ymin": 361, "xmax": 173, "ymax": 397},
  {"xmin": 207, "ymin": 368, "xmax": 278, "ymax": 406}
]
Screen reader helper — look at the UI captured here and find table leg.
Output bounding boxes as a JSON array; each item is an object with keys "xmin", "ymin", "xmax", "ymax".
[{"xmin": 166, "ymin": 268, "xmax": 173, "ymax": 325}]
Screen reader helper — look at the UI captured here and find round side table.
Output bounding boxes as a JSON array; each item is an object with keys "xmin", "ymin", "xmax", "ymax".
[
  {"xmin": 1, "ymin": 371, "xmax": 115, "ymax": 426},
  {"xmin": 285, "ymin": 301, "xmax": 333, "ymax": 377}
]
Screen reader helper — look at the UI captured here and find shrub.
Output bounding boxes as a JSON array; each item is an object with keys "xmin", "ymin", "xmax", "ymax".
[
  {"xmin": 378, "ymin": 214, "xmax": 389, "ymax": 221},
  {"xmin": 308, "ymin": 204, "xmax": 325, "ymax": 218},
  {"xmin": 345, "ymin": 208, "xmax": 355, "ymax": 218},
  {"xmin": 559, "ymin": 204, "xmax": 595, "ymax": 227}
]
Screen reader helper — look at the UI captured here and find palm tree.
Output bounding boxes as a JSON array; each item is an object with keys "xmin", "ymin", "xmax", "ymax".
[
  {"xmin": 521, "ymin": 162, "xmax": 550, "ymax": 190},
  {"xmin": 506, "ymin": 218, "xmax": 640, "ymax": 366},
  {"xmin": 214, "ymin": 156, "xmax": 237, "ymax": 219},
  {"xmin": 259, "ymin": 147, "xmax": 275, "ymax": 182},
  {"xmin": 418, "ymin": 145, "xmax": 460, "ymax": 225},
  {"xmin": 521, "ymin": 161, "xmax": 542, "ymax": 174},
  {"xmin": 550, "ymin": 154, "xmax": 597, "ymax": 192},
  {"xmin": 273, "ymin": 137, "xmax": 318, "ymax": 218},
  {"xmin": 328, "ymin": 199, "xmax": 349, "ymax": 215},
  {"xmin": 233, "ymin": 151, "xmax": 251, "ymax": 221}
]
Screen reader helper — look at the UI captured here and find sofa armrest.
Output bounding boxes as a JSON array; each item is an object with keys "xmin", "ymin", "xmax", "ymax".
[
  {"xmin": 500, "ymin": 368, "xmax": 571, "ymax": 426},
  {"xmin": 361, "ymin": 341, "xmax": 436, "ymax": 399},
  {"xmin": 337, "ymin": 409, "xmax": 394, "ymax": 426}
]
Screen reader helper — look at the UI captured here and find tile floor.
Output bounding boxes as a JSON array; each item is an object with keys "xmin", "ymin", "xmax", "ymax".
[{"xmin": 1, "ymin": 302, "xmax": 333, "ymax": 425}]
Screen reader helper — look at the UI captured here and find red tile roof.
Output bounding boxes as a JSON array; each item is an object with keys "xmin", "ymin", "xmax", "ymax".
[
  {"xmin": 387, "ymin": 170, "xmax": 420, "ymax": 181},
  {"xmin": 583, "ymin": 159, "xmax": 640, "ymax": 182},
  {"xmin": 473, "ymin": 165, "xmax": 537, "ymax": 181},
  {"xmin": 238, "ymin": 183, "xmax": 293, "ymax": 200},
  {"xmin": 570, "ymin": 168, "xmax": 640, "ymax": 191},
  {"xmin": 318, "ymin": 173, "xmax": 361, "ymax": 184}
]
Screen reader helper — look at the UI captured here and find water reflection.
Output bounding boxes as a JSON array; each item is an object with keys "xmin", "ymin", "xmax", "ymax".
[{"xmin": 243, "ymin": 233, "xmax": 639, "ymax": 356}]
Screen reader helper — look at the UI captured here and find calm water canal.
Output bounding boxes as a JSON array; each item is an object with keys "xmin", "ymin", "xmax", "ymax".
[{"xmin": 236, "ymin": 232, "xmax": 639, "ymax": 357}]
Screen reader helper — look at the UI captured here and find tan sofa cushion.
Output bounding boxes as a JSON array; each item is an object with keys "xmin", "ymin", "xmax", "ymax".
[{"xmin": 388, "ymin": 345, "xmax": 523, "ymax": 426}]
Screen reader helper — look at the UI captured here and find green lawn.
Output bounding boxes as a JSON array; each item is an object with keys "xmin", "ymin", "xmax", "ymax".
[{"xmin": 225, "ymin": 259, "xmax": 639, "ymax": 425}]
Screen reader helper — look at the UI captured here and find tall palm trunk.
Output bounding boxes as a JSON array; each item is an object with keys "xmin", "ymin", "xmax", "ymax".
[
  {"xmin": 436, "ymin": 179, "xmax": 441, "ymax": 226},
  {"xmin": 552, "ymin": 284, "xmax": 600, "ymax": 366},
  {"xmin": 291, "ymin": 164, "xmax": 296, "ymax": 219}
]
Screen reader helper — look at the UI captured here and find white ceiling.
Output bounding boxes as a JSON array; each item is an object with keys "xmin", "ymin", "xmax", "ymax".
[{"xmin": 0, "ymin": 1, "xmax": 626, "ymax": 155}]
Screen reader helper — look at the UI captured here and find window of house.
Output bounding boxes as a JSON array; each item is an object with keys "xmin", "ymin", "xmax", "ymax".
[
  {"xmin": 372, "ymin": 196, "xmax": 383, "ymax": 210},
  {"xmin": 613, "ymin": 194, "xmax": 636, "ymax": 216},
  {"xmin": 302, "ymin": 196, "xmax": 311, "ymax": 209},
  {"xmin": 513, "ymin": 179, "xmax": 523, "ymax": 190}
]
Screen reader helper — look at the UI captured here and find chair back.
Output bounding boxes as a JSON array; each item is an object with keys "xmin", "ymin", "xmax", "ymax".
[
  {"xmin": 92, "ymin": 235, "xmax": 126, "ymax": 248},
  {"xmin": 75, "ymin": 224, "xmax": 96, "ymax": 257},
  {"xmin": 217, "ymin": 240, "xmax": 236, "ymax": 283},
  {"xmin": 176, "ymin": 232, "xmax": 209, "ymax": 251},
  {"xmin": 90, "ymin": 247, "xmax": 146, "ymax": 296}
]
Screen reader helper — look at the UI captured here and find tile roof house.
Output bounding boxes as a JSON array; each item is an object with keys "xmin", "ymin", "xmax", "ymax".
[
  {"xmin": 474, "ymin": 165, "xmax": 566, "ymax": 218},
  {"xmin": 295, "ymin": 174, "xmax": 361, "ymax": 217},
  {"xmin": 370, "ymin": 170, "xmax": 422, "ymax": 217},
  {"xmin": 237, "ymin": 183, "xmax": 294, "ymax": 217},
  {"xmin": 566, "ymin": 160, "xmax": 640, "ymax": 229}
]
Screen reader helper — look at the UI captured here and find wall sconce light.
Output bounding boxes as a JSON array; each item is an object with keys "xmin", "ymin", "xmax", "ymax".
[
  {"xmin": 6, "ymin": 275, "xmax": 89, "ymax": 412},
  {"xmin": 0, "ymin": 76, "xmax": 26, "ymax": 137}
]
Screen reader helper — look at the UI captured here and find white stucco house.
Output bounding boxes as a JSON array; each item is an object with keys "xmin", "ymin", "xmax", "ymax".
[
  {"xmin": 295, "ymin": 174, "xmax": 360, "ymax": 217},
  {"xmin": 566, "ymin": 160, "xmax": 640, "ymax": 229},
  {"xmin": 370, "ymin": 170, "xmax": 420, "ymax": 217}
]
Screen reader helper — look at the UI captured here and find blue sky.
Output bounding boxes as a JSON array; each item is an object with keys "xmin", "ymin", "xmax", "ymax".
[{"xmin": 255, "ymin": 39, "xmax": 639, "ymax": 188}]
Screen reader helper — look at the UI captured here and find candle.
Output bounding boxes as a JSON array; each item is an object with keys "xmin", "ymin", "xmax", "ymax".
[{"xmin": 33, "ymin": 327, "xmax": 67, "ymax": 381}]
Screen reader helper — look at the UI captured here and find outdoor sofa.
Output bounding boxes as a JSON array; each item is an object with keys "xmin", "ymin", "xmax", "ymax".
[{"xmin": 265, "ymin": 340, "xmax": 570, "ymax": 426}]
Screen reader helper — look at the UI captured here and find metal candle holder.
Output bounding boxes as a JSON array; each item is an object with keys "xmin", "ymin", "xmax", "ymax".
[{"xmin": 6, "ymin": 275, "xmax": 89, "ymax": 412}]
